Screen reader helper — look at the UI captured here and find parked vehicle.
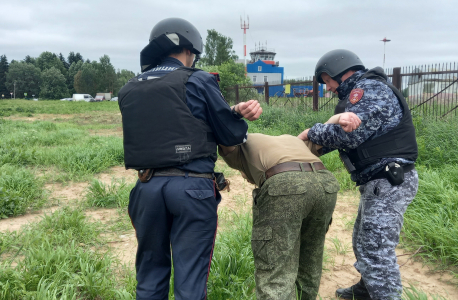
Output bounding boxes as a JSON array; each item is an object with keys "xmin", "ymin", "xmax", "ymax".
[
  {"xmin": 60, "ymin": 98, "xmax": 73, "ymax": 101},
  {"xmin": 72, "ymin": 94, "xmax": 94, "ymax": 102},
  {"xmin": 96, "ymin": 93, "xmax": 111, "ymax": 101},
  {"xmin": 94, "ymin": 95, "xmax": 104, "ymax": 102},
  {"xmin": 111, "ymin": 97, "xmax": 118, "ymax": 101}
]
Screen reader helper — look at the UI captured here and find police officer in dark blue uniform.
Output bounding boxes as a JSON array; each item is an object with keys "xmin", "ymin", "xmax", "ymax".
[
  {"xmin": 118, "ymin": 18, "xmax": 262, "ymax": 300},
  {"xmin": 298, "ymin": 50, "xmax": 418, "ymax": 300}
]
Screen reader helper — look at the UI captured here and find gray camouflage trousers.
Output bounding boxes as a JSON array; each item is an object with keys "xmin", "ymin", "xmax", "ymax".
[
  {"xmin": 251, "ymin": 170, "xmax": 339, "ymax": 300},
  {"xmin": 353, "ymin": 170, "xmax": 418, "ymax": 300}
]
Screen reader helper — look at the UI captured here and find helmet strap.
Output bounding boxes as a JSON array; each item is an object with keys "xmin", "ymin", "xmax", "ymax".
[
  {"xmin": 192, "ymin": 54, "xmax": 200, "ymax": 68},
  {"xmin": 333, "ymin": 76, "xmax": 342, "ymax": 85}
]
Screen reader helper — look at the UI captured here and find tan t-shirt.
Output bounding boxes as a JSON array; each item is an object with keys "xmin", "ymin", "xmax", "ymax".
[{"xmin": 219, "ymin": 133, "xmax": 322, "ymax": 187}]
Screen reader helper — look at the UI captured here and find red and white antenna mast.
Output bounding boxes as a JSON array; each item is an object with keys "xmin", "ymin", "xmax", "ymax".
[
  {"xmin": 380, "ymin": 37, "xmax": 391, "ymax": 68},
  {"xmin": 240, "ymin": 16, "xmax": 249, "ymax": 66}
]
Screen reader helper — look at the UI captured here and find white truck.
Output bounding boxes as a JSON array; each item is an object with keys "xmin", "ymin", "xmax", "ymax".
[
  {"xmin": 72, "ymin": 94, "xmax": 95, "ymax": 102},
  {"xmin": 95, "ymin": 93, "xmax": 112, "ymax": 101}
]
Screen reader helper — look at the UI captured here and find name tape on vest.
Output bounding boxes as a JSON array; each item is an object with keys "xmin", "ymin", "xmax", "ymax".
[{"xmin": 175, "ymin": 145, "xmax": 191, "ymax": 153}]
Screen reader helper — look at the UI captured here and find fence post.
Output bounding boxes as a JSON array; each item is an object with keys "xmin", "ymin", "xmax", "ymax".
[
  {"xmin": 392, "ymin": 67, "xmax": 402, "ymax": 91},
  {"xmin": 312, "ymin": 76, "xmax": 319, "ymax": 111},
  {"xmin": 235, "ymin": 84, "xmax": 239, "ymax": 104},
  {"xmin": 264, "ymin": 82, "xmax": 269, "ymax": 105}
]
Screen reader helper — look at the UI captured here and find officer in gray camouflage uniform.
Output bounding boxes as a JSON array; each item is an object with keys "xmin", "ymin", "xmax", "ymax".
[{"xmin": 298, "ymin": 49, "xmax": 419, "ymax": 300}]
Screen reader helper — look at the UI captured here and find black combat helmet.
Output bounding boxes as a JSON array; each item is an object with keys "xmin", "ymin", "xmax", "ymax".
[
  {"xmin": 315, "ymin": 49, "xmax": 365, "ymax": 84},
  {"xmin": 140, "ymin": 18, "xmax": 203, "ymax": 72}
]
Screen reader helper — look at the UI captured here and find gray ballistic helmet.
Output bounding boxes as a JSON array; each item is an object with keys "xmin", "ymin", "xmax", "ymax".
[
  {"xmin": 315, "ymin": 49, "xmax": 365, "ymax": 84},
  {"xmin": 140, "ymin": 18, "xmax": 203, "ymax": 72}
]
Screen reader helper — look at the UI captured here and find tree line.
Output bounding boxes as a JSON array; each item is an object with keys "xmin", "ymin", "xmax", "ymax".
[
  {"xmin": 0, "ymin": 52, "xmax": 135, "ymax": 99},
  {"xmin": 0, "ymin": 29, "xmax": 250, "ymax": 100}
]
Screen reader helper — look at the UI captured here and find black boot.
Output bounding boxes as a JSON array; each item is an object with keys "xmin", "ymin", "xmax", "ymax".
[{"xmin": 335, "ymin": 278, "xmax": 372, "ymax": 300}]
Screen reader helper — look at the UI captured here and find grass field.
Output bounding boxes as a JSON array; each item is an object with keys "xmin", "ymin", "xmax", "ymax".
[{"xmin": 0, "ymin": 99, "xmax": 457, "ymax": 299}]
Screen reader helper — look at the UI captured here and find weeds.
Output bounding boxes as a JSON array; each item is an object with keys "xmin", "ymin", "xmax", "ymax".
[
  {"xmin": 402, "ymin": 284, "xmax": 449, "ymax": 300},
  {"xmin": 0, "ymin": 164, "xmax": 46, "ymax": 218},
  {"xmin": 328, "ymin": 236, "xmax": 351, "ymax": 255},
  {"xmin": 86, "ymin": 179, "xmax": 134, "ymax": 208},
  {"xmin": 0, "ymin": 208, "xmax": 135, "ymax": 299},
  {"xmin": 0, "ymin": 119, "xmax": 124, "ymax": 180}
]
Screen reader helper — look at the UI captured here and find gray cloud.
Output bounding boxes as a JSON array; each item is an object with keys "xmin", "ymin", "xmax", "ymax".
[{"xmin": 1, "ymin": 0, "xmax": 456, "ymax": 78}]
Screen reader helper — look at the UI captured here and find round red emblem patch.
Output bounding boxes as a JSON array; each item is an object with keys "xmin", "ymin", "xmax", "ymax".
[{"xmin": 349, "ymin": 88, "xmax": 364, "ymax": 104}]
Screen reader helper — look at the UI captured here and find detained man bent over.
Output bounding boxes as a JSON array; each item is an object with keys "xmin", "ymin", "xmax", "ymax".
[{"xmin": 218, "ymin": 112, "xmax": 361, "ymax": 300}]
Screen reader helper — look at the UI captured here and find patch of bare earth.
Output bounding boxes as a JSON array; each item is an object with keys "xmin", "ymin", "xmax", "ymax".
[
  {"xmin": 0, "ymin": 166, "xmax": 136, "ymax": 233},
  {"xmin": 88, "ymin": 127, "xmax": 123, "ymax": 137},
  {"xmin": 5, "ymin": 112, "xmax": 122, "ymax": 126},
  {"xmin": 5, "ymin": 114, "xmax": 74, "ymax": 122},
  {"xmin": 319, "ymin": 191, "xmax": 458, "ymax": 299}
]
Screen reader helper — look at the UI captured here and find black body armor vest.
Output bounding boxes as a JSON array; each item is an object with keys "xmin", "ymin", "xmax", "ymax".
[
  {"xmin": 335, "ymin": 68, "xmax": 418, "ymax": 172},
  {"xmin": 118, "ymin": 67, "xmax": 217, "ymax": 170}
]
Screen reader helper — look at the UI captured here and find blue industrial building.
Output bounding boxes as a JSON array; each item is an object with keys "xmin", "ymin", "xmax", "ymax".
[{"xmin": 246, "ymin": 45, "xmax": 324, "ymax": 97}]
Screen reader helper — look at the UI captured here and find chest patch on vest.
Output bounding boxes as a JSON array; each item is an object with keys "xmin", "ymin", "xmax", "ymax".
[{"xmin": 349, "ymin": 88, "xmax": 364, "ymax": 104}]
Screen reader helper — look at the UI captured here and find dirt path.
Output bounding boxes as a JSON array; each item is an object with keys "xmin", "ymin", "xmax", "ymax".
[
  {"xmin": 319, "ymin": 191, "xmax": 458, "ymax": 299},
  {"xmin": 1, "ymin": 166, "xmax": 457, "ymax": 299}
]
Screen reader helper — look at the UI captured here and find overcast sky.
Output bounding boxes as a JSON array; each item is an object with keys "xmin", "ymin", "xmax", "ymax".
[{"xmin": 2, "ymin": 0, "xmax": 457, "ymax": 78}]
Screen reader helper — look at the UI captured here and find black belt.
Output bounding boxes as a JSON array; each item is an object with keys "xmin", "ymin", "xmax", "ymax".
[
  {"xmin": 153, "ymin": 168, "xmax": 213, "ymax": 179},
  {"xmin": 370, "ymin": 163, "xmax": 415, "ymax": 181},
  {"xmin": 137, "ymin": 168, "xmax": 213, "ymax": 183}
]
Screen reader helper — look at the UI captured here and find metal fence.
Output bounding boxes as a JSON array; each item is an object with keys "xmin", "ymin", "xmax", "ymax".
[
  {"xmin": 386, "ymin": 63, "xmax": 458, "ymax": 118},
  {"xmin": 225, "ymin": 78, "xmax": 337, "ymax": 111},
  {"xmin": 225, "ymin": 62, "xmax": 458, "ymax": 117}
]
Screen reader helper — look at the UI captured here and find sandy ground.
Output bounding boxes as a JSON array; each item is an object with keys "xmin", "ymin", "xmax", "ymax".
[{"xmin": 1, "ymin": 166, "xmax": 457, "ymax": 299}]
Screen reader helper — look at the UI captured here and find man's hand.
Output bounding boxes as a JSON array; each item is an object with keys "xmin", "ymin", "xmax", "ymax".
[
  {"xmin": 233, "ymin": 100, "xmax": 263, "ymax": 121},
  {"xmin": 339, "ymin": 112, "xmax": 361, "ymax": 132},
  {"xmin": 297, "ymin": 128, "xmax": 310, "ymax": 141}
]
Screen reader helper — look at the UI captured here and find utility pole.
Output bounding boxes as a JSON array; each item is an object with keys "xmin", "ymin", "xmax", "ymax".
[
  {"xmin": 14, "ymin": 80, "xmax": 16, "ymax": 99},
  {"xmin": 380, "ymin": 37, "xmax": 391, "ymax": 68},
  {"xmin": 240, "ymin": 16, "xmax": 249, "ymax": 67}
]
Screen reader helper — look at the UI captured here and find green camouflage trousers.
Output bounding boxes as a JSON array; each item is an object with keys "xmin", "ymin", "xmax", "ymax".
[{"xmin": 251, "ymin": 170, "xmax": 339, "ymax": 300}]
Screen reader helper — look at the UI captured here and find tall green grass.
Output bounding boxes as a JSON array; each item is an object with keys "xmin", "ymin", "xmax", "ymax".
[
  {"xmin": 86, "ymin": 179, "xmax": 134, "ymax": 208},
  {"xmin": 0, "ymin": 164, "xmax": 46, "ymax": 218},
  {"xmin": 0, "ymin": 119, "xmax": 124, "ymax": 180},
  {"xmin": 0, "ymin": 99, "xmax": 119, "ymax": 117},
  {"xmin": 0, "ymin": 208, "xmax": 134, "ymax": 299}
]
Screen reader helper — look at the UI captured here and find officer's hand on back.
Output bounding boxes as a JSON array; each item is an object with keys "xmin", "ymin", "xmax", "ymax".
[{"xmin": 235, "ymin": 100, "xmax": 263, "ymax": 121}]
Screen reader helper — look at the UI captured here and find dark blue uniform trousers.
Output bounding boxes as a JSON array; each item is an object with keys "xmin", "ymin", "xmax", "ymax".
[{"xmin": 128, "ymin": 176, "xmax": 219, "ymax": 300}]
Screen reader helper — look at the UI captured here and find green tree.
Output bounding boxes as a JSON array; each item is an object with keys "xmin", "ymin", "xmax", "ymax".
[
  {"xmin": 59, "ymin": 53, "xmax": 70, "ymax": 70},
  {"xmin": 114, "ymin": 69, "xmax": 135, "ymax": 96},
  {"xmin": 67, "ymin": 60, "xmax": 84, "ymax": 95},
  {"xmin": 23, "ymin": 55, "xmax": 36, "ymax": 66},
  {"xmin": 5, "ymin": 61, "xmax": 41, "ymax": 98},
  {"xmin": 96, "ymin": 55, "xmax": 116, "ymax": 93},
  {"xmin": 0, "ymin": 55, "xmax": 9, "ymax": 97},
  {"xmin": 200, "ymin": 29, "xmax": 238, "ymax": 66},
  {"xmin": 200, "ymin": 61, "xmax": 250, "ymax": 99},
  {"xmin": 40, "ymin": 67, "xmax": 69, "ymax": 99},
  {"xmin": 74, "ymin": 62, "xmax": 98, "ymax": 96},
  {"xmin": 36, "ymin": 51, "xmax": 67, "ymax": 76},
  {"xmin": 68, "ymin": 52, "xmax": 84, "ymax": 66}
]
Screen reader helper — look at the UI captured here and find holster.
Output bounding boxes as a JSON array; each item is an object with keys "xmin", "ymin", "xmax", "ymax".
[
  {"xmin": 138, "ymin": 169, "xmax": 154, "ymax": 183},
  {"xmin": 383, "ymin": 162, "xmax": 404, "ymax": 186},
  {"xmin": 213, "ymin": 172, "xmax": 230, "ymax": 192}
]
